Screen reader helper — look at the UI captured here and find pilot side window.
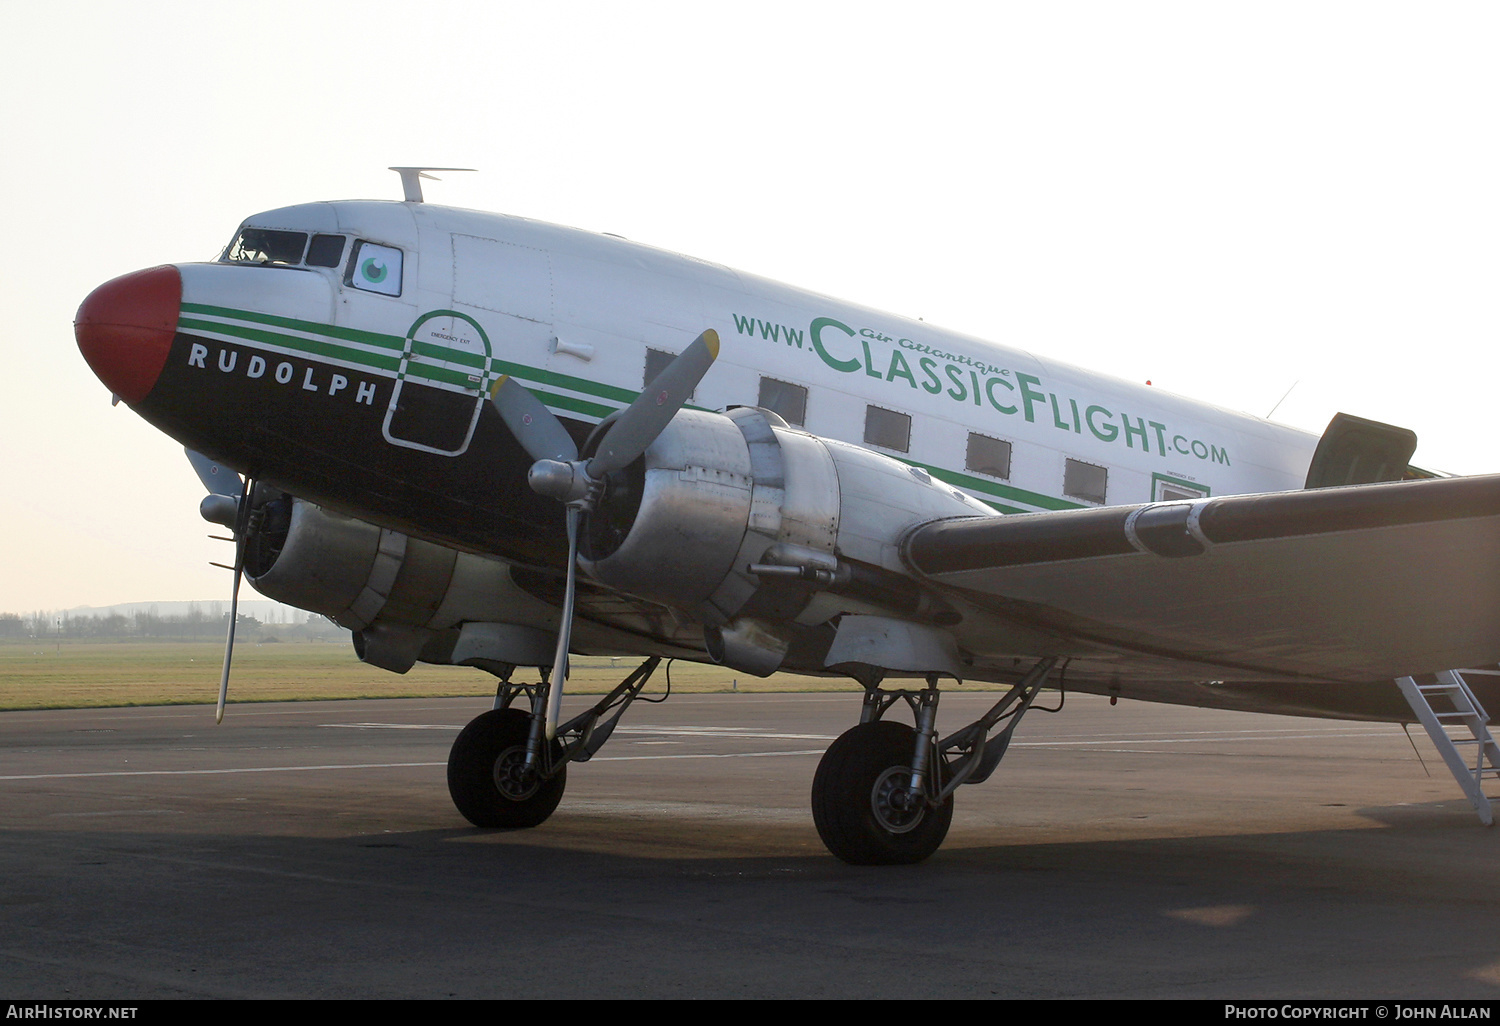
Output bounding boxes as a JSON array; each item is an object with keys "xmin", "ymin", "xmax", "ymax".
[
  {"xmin": 758, "ymin": 377, "xmax": 807, "ymax": 426},
  {"xmin": 306, "ymin": 234, "xmax": 346, "ymax": 268},
  {"xmin": 225, "ymin": 228, "xmax": 308, "ymax": 266},
  {"xmin": 965, "ymin": 433, "xmax": 1012, "ymax": 479},
  {"xmin": 1064, "ymin": 458, "xmax": 1108, "ymax": 505},
  {"xmin": 864, "ymin": 405, "xmax": 911, "ymax": 453},
  {"xmin": 346, "ymin": 241, "xmax": 403, "ymax": 296}
]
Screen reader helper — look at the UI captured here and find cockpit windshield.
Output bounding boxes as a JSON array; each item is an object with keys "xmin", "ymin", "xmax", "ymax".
[{"xmin": 225, "ymin": 228, "xmax": 309, "ymax": 265}]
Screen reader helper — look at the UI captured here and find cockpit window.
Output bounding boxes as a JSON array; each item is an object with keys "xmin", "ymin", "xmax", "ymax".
[
  {"xmin": 306, "ymin": 234, "xmax": 346, "ymax": 268},
  {"xmin": 225, "ymin": 228, "xmax": 309, "ymax": 265},
  {"xmin": 346, "ymin": 240, "xmax": 403, "ymax": 296}
]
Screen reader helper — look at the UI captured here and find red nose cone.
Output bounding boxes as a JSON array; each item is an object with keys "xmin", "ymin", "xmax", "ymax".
[{"xmin": 75, "ymin": 265, "xmax": 182, "ymax": 405}]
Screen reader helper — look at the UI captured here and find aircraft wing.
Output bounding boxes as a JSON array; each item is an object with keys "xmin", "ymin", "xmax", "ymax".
[{"xmin": 904, "ymin": 474, "xmax": 1500, "ymax": 719}]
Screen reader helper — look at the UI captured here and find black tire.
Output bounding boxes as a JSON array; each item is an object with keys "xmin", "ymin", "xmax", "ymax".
[
  {"xmin": 811, "ymin": 720, "xmax": 953, "ymax": 865},
  {"xmin": 447, "ymin": 708, "xmax": 566, "ymax": 828}
]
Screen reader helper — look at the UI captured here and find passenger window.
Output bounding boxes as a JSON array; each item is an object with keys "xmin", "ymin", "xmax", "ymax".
[
  {"xmin": 225, "ymin": 228, "xmax": 308, "ymax": 266},
  {"xmin": 965, "ymin": 433, "xmax": 1011, "ymax": 479},
  {"xmin": 758, "ymin": 377, "xmax": 807, "ymax": 426},
  {"xmin": 864, "ymin": 405, "xmax": 911, "ymax": 453},
  {"xmin": 346, "ymin": 241, "xmax": 403, "ymax": 296},
  {"xmin": 1064, "ymin": 458, "xmax": 1107, "ymax": 504},
  {"xmin": 306, "ymin": 234, "xmax": 346, "ymax": 268}
]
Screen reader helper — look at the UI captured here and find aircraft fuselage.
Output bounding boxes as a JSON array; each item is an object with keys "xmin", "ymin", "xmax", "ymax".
[{"xmin": 78, "ymin": 199, "xmax": 1320, "ymax": 573}]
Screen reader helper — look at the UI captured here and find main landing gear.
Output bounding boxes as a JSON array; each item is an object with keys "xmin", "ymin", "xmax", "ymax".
[
  {"xmin": 446, "ymin": 656, "xmax": 662, "ymax": 829},
  {"xmin": 811, "ymin": 657, "xmax": 1058, "ymax": 865},
  {"xmin": 447, "ymin": 652, "xmax": 1060, "ymax": 865}
]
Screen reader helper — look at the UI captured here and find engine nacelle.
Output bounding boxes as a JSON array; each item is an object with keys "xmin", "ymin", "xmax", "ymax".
[
  {"xmin": 579, "ymin": 407, "xmax": 988, "ymax": 675},
  {"xmin": 246, "ymin": 499, "xmax": 559, "ymax": 674}
]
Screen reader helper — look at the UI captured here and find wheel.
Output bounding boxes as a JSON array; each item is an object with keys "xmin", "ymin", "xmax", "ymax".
[
  {"xmin": 811, "ymin": 720, "xmax": 953, "ymax": 865},
  {"xmin": 447, "ymin": 708, "xmax": 567, "ymax": 828}
]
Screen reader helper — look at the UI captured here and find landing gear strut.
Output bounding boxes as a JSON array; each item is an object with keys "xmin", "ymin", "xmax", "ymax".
[
  {"xmin": 811, "ymin": 657, "xmax": 1058, "ymax": 865},
  {"xmin": 446, "ymin": 656, "xmax": 663, "ymax": 829}
]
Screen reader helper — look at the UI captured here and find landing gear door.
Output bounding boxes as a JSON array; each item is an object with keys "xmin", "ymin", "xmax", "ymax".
[{"xmin": 383, "ymin": 310, "xmax": 494, "ymax": 456}]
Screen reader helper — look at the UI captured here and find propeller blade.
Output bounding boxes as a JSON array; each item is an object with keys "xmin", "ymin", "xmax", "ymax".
[
  {"xmin": 490, "ymin": 376, "xmax": 578, "ymax": 463},
  {"xmin": 587, "ymin": 329, "xmax": 719, "ymax": 476},
  {"xmin": 186, "ymin": 448, "xmax": 242, "ymax": 496},
  {"xmin": 215, "ymin": 476, "xmax": 252, "ymax": 724},
  {"xmin": 544, "ymin": 505, "xmax": 581, "ymax": 740},
  {"xmin": 510, "ymin": 331, "xmax": 719, "ymax": 738},
  {"xmin": 216, "ymin": 561, "xmax": 242, "ymax": 725}
]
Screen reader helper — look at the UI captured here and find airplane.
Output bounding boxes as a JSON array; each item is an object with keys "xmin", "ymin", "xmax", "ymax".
[{"xmin": 74, "ymin": 168, "xmax": 1500, "ymax": 864}]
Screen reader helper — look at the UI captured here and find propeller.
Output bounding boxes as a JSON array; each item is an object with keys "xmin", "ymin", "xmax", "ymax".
[
  {"xmin": 589, "ymin": 333, "xmax": 717, "ymax": 476},
  {"xmin": 186, "ymin": 449, "xmax": 253, "ymax": 724},
  {"xmin": 490, "ymin": 329, "xmax": 720, "ymax": 737},
  {"xmin": 217, "ymin": 474, "xmax": 253, "ymax": 724}
]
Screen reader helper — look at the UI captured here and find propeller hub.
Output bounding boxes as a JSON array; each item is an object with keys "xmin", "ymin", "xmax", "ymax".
[
  {"xmin": 199, "ymin": 493, "xmax": 239, "ymax": 528},
  {"xmin": 529, "ymin": 459, "xmax": 592, "ymax": 504}
]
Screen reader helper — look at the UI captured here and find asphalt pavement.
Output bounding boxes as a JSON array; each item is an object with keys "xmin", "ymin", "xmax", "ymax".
[{"xmin": 2, "ymin": 691, "xmax": 1498, "ymax": 999}]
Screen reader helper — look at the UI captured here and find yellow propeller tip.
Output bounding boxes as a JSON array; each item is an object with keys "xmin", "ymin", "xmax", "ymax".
[
  {"xmin": 489, "ymin": 375, "xmax": 510, "ymax": 398},
  {"xmin": 702, "ymin": 329, "xmax": 720, "ymax": 358}
]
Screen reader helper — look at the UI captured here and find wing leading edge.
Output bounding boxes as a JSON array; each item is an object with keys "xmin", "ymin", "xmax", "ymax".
[{"xmin": 903, "ymin": 474, "xmax": 1500, "ymax": 718}]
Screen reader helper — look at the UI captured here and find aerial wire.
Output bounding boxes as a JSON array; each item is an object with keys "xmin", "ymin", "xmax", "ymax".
[{"xmin": 1266, "ymin": 380, "xmax": 1299, "ymax": 419}]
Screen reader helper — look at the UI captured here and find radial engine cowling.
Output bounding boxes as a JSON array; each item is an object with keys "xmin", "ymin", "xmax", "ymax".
[
  {"xmin": 578, "ymin": 407, "xmax": 989, "ymax": 675},
  {"xmin": 245, "ymin": 499, "xmax": 559, "ymax": 673}
]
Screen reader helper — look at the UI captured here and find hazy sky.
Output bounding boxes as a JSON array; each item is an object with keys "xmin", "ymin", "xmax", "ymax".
[{"xmin": 2, "ymin": 2, "xmax": 1496, "ymax": 612}]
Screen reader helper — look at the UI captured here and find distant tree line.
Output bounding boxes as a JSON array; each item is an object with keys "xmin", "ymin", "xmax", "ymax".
[{"xmin": 0, "ymin": 607, "xmax": 342, "ymax": 643}]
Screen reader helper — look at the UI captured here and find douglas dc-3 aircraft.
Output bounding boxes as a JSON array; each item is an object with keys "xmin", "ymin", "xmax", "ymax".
[{"xmin": 75, "ymin": 169, "xmax": 1500, "ymax": 863}]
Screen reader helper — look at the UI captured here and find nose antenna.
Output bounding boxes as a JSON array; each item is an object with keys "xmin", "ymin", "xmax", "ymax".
[{"xmin": 388, "ymin": 166, "xmax": 476, "ymax": 203}]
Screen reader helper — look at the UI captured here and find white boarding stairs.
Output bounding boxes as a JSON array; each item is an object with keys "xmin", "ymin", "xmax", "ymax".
[{"xmin": 1396, "ymin": 669, "xmax": 1500, "ymax": 825}]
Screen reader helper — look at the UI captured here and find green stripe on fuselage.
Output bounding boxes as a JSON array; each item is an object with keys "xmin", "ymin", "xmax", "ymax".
[
  {"xmin": 902, "ymin": 459, "xmax": 1082, "ymax": 513},
  {"xmin": 409, "ymin": 339, "xmax": 487, "ymax": 370},
  {"xmin": 180, "ymin": 302, "xmax": 405, "ymax": 350},
  {"xmin": 179, "ymin": 303, "xmax": 637, "ymax": 404},
  {"xmin": 526, "ymin": 388, "xmax": 615, "ymax": 420},
  {"xmin": 177, "ymin": 304, "xmax": 1071, "ymax": 514},
  {"xmin": 489, "ymin": 359, "xmax": 639, "ymax": 404},
  {"xmin": 177, "ymin": 316, "xmax": 402, "ymax": 373}
]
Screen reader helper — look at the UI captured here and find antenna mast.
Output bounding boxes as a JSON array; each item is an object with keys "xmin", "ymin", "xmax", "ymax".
[{"xmin": 388, "ymin": 167, "xmax": 476, "ymax": 203}]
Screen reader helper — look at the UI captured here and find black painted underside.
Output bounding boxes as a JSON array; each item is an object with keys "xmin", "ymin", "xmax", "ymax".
[{"xmin": 136, "ymin": 332, "xmax": 572, "ymax": 569}]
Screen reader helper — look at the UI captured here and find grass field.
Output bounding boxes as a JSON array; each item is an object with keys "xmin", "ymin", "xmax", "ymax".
[{"xmin": 0, "ymin": 640, "xmax": 877, "ymax": 711}]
